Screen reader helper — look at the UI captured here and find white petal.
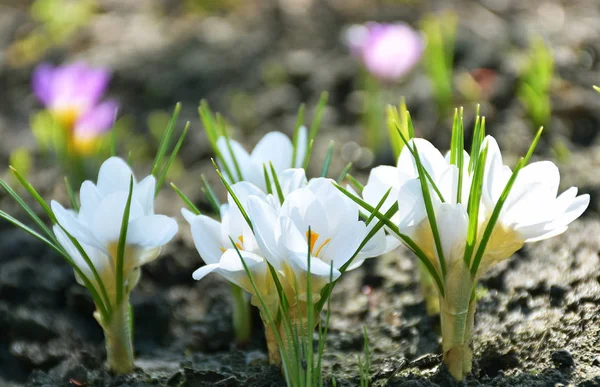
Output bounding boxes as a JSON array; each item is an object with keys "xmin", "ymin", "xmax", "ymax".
[
  {"xmin": 216, "ymin": 137, "xmax": 252, "ymax": 183},
  {"xmin": 247, "ymin": 196, "xmax": 283, "ymax": 266},
  {"xmin": 78, "ymin": 181, "xmax": 103, "ymax": 226},
  {"xmin": 307, "ymin": 177, "xmax": 357, "ymax": 231},
  {"xmin": 435, "ymin": 203, "xmax": 468, "ymax": 267},
  {"xmin": 184, "ymin": 213, "xmax": 225, "ymax": 265},
  {"xmin": 192, "ymin": 263, "xmax": 220, "ymax": 281},
  {"xmin": 127, "ymin": 215, "xmax": 178, "ymax": 248},
  {"xmin": 96, "ymin": 157, "xmax": 135, "ymax": 196},
  {"xmin": 91, "ymin": 192, "xmax": 145, "ymax": 246},
  {"xmin": 280, "ymin": 188, "xmax": 329, "ymax": 239},
  {"xmin": 397, "ymin": 138, "xmax": 448, "ymax": 181},
  {"xmin": 294, "ymin": 126, "xmax": 308, "ymax": 168},
  {"xmin": 228, "ymin": 181, "xmax": 267, "ymax": 209},
  {"xmin": 52, "ymin": 200, "xmax": 100, "ymax": 249},
  {"xmin": 278, "ymin": 168, "xmax": 307, "ymax": 196},
  {"xmin": 251, "ymin": 131, "xmax": 294, "ymax": 173},
  {"xmin": 134, "ymin": 175, "xmax": 156, "ymax": 215}
]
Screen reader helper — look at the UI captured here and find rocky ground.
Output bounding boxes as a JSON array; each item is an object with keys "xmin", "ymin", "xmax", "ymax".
[{"xmin": 1, "ymin": 0, "xmax": 600, "ymax": 386}]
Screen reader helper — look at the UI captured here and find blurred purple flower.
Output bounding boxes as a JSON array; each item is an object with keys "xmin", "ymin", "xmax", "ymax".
[
  {"xmin": 32, "ymin": 62, "xmax": 118, "ymax": 153},
  {"xmin": 346, "ymin": 23, "xmax": 423, "ymax": 81}
]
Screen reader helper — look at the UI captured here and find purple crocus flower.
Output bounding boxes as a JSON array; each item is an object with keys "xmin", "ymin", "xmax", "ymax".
[
  {"xmin": 346, "ymin": 23, "xmax": 423, "ymax": 82},
  {"xmin": 32, "ymin": 62, "xmax": 118, "ymax": 153}
]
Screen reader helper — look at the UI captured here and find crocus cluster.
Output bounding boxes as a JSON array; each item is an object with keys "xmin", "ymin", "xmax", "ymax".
[
  {"xmin": 356, "ymin": 117, "xmax": 589, "ymax": 380},
  {"xmin": 184, "ymin": 165, "xmax": 398, "ymax": 364},
  {"xmin": 346, "ymin": 22, "xmax": 423, "ymax": 82},
  {"xmin": 33, "ymin": 62, "xmax": 118, "ymax": 155}
]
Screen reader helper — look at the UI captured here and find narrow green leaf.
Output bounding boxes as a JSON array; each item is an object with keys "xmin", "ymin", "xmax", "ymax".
[
  {"xmin": 212, "ymin": 160, "xmax": 253, "ymax": 231},
  {"xmin": 170, "ymin": 183, "xmax": 201, "ymax": 215},
  {"xmin": 64, "ymin": 177, "xmax": 79, "ymax": 212},
  {"xmin": 394, "ymin": 124, "xmax": 445, "ymax": 203},
  {"xmin": 409, "ymin": 139, "xmax": 447, "ymax": 277},
  {"xmin": 346, "ymin": 174, "xmax": 364, "ymax": 193},
  {"xmin": 155, "ymin": 121, "xmax": 190, "ymax": 195},
  {"xmin": 302, "ymin": 92, "xmax": 329, "ymax": 168},
  {"xmin": 470, "ymin": 158, "xmax": 525, "ymax": 276},
  {"xmin": 152, "ymin": 102, "xmax": 181, "ymax": 176},
  {"xmin": 269, "ymin": 161, "xmax": 285, "ymax": 204},
  {"xmin": 365, "ymin": 187, "xmax": 392, "ymax": 226},
  {"xmin": 333, "ymin": 183, "xmax": 445, "ymax": 297},
  {"xmin": 116, "ymin": 176, "xmax": 134, "ymax": 305},
  {"xmin": 524, "ymin": 126, "xmax": 544, "ymax": 164},
  {"xmin": 463, "ymin": 144, "xmax": 488, "ymax": 267},
  {"xmin": 0, "ymin": 177, "xmax": 57, "ymax": 243},
  {"xmin": 262, "ymin": 164, "xmax": 273, "ymax": 195},
  {"xmin": 200, "ymin": 174, "xmax": 221, "ymax": 215},
  {"xmin": 320, "ymin": 141, "xmax": 335, "ymax": 177},
  {"xmin": 336, "ymin": 162, "xmax": 353, "ymax": 184},
  {"xmin": 9, "ymin": 167, "xmax": 57, "ymax": 224},
  {"xmin": 218, "ymin": 114, "xmax": 244, "ymax": 182}
]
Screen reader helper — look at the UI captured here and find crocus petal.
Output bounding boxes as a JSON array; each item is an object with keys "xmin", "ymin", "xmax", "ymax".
[
  {"xmin": 133, "ymin": 175, "xmax": 156, "ymax": 215},
  {"xmin": 127, "ymin": 214, "xmax": 178, "ymax": 249},
  {"xmin": 360, "ymin": 23, "xmax": 423, "ymax": 81},
  {"xmin": 78, "ymin": 181, "xmax": 103, "ymax": 226},
  {"xmin": 294, "ymin": 126, "xmax": 308, "ymax": 168},
  {"xmin": 251, "ymin": 131, "xmax": 294, "ymax": 174},
  {"xmin": 96, "ymin": 157, "xmax": 136, "ymax": 196},
  {"xmin": 216, "ymin": 137, "xmax": 252, "ymax": 183},
  {"xmin": 73, "ymin": 100, "xmax": 118, "ymax": 139},
  {"xmin": 90, "ymin": 192, "xmax": 145, "ymax": 246},
  {"xmin": 32, "ymin": 63, "xmax": 54, "ymax": 106},
  {"xmin": 397, "ymin": 138, "xmax": 449, "ymax": 182},
  {"xmin": 183, "ymin": 211, "xmax": 226, "ymax": 265},
  {"xmin": 247, "ymin": 196, "xmax": 283, "ymax": 267},
  {"xmin": 435, "ymin": 203, "xmax": 468, "ymax": 269},
  {"xmin": 278, "ymin": 168, "xmax": 307, "ymax": 196},
  {"xmin": 52, "ymin": 200, "xmax": 100, "ymax": 249}
]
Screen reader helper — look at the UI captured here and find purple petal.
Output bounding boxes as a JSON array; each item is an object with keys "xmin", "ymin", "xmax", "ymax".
[
  {"xmin": 49, "ymin": 62, "xmax": 111, "ymax": 112},
  {"xmin": 32, "ymin": 63, "xmax": 55, "ymax": 106},
  {"xmin": 73, "ymin": 100, "xmax": 119, "ymax": 139},
  {"xmin": 353, "ymin": 23, "xmax": 424, "ymax": 81}
]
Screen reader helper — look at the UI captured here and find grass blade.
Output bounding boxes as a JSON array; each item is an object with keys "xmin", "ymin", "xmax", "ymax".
[
  {"xmin": 155, "ymin": 121, "xmax": 190, "ymax": 195},
  {"xmin": 152, "ymin": 102, "xmax": 181, "ymax": 176},
  {"xmin": 116, "ymin": 176, "xmax": 134, "ymax": 305},
  {"xmin": 170, "ymin": 183, "xmax": 201, "ymax": 215}
]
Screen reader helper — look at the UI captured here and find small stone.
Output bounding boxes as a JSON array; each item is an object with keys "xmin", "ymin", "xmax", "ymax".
[
  {"xmin": 592, "ymin": 356, "xmax": 600, "ymax": 367},
  {"xmin": 550, "ymin": 284, "xmax": 568, "ymax": 305},
  {"xmin": 552, "ymin": 350, "xmax": 575, "ymax": 368}
]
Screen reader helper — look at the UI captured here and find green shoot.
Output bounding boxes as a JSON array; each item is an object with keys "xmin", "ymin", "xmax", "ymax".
[
  {"xmin": 115, "ymin": 177, "xmax": 134, "ymax": 305},
  {"xmin": 320, "ymin": 141, "xmax": 335, "ymax": 177},
  {"xmin": 170, "ymin": 183, "xmax": 201, "ymax": 215}
]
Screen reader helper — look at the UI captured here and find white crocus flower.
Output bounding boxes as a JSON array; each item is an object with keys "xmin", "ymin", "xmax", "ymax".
[
  {"xmin": 51, "ymin": 157, "xmax": 178, "ymax": 301},
  {"xmin": 363, "ymin": 134, "xmax": 589, "ymax": 381},
  {"xmin": 216, "ymin": 127, "xmax": 307, "ymax": 192},
  {"xmin": 478, "ymin": 136, "xmax": 590, "ymax": 271},
  {"xmin": 248, "ymin": 177, "xmax": 397, "ymax": 303},
  {"xmin": 184, "ymin": 181, "xmax": 280, "ymax": 310}
]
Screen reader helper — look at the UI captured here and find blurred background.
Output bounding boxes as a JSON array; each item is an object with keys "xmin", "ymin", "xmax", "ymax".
[{"xmin": 1, "ymin": 0, "xmax": 600, "ymax": 385}]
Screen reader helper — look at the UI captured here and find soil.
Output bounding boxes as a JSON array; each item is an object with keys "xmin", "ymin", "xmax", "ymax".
[{"xmin": 1, "ymin": 0, "xmax": 600, "ymax": 386}]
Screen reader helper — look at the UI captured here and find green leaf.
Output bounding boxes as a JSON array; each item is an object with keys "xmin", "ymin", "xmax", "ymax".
[
  {"xmin": 212, "ymin": 160, "xmax": 254, "ymax": 231},
  {"xmin": 116, "ymin": 176, "xmax": 134, "ymax": 305},
  {"xmin": 152, "ymin": 103, "xmax": 181, "ymax": 177},
  {"xmin": 64, "ymin": 176, "xmax": 80, "ymax": 212},
  {"xmin": 218, "ymin": 114, "xmax": 244, "ymax": 182},
  {"xmin": 302, "ymin": 92, "xmax": 329, "ymax": 168},
  {"xmin": 320, "ymin": 141, "xmax": 335, "ymax": 177},
  {"xmin": 463, "ymin": 144, "xmax": 488, "ymax": 267},
  {"xmin": 470, "ymin": 158, "xmax": 525, "ymax": 276},
  {"xmin": 155, "ymin": 121, "xmax": 190, "ymax": 195},
  {"xmin": 262, "ymin": 164, "xmax": 273, "ymax": 195},
  {"xmin": 333, "ymin": 183, "xmax": 445, "ymax": 297},
  {"xmin": 336, "ymin": 162, "xmax": 353, "ymax": 184},
  {"xmin": 269, "ymin": 161, "xmax": 285, "ymax": 204},
  {"xmin": 200, "ymin": 174, "xmax": 221, "ymax": 215},
  {"xmin": 170, "ymin": 183, "xmax": 201, "ymax": 215}
]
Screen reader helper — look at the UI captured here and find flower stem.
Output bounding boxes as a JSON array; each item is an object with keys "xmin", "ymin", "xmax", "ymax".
[
  {"xmin": 419, "ymin": 261, "xmax": 440, "ymax": 315},
  {"xmin": 265, "ymin": 322, "xmax": 282, "ymax": 365},
  {"xmin": 103, "ymin": 295, "xmax": 135, "ymax": 374},
  {"xmin": 230, "ymin": 284, "xmax": 252, "ymax": 346},
  {"xmin": 440, "ymin": 269, "xmax": 476, "ymax": 381}
]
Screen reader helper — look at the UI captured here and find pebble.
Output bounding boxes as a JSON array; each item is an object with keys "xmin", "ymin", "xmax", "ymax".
[{"xmin": 552, "ymin": 350, "xmax": 575, "ymax": 368}]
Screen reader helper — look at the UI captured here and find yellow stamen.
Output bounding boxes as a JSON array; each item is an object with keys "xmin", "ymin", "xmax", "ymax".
[
  {"xmin": 315, "ymin": 238, "xmax": 331, "ymax": 257},
  {"xmin": 306, "ymin": 230, "xmax": 319, "ymax": 254},
  {"xmin": 305, "ymin": 230, "xmax": 331, "ymax": 257}
]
